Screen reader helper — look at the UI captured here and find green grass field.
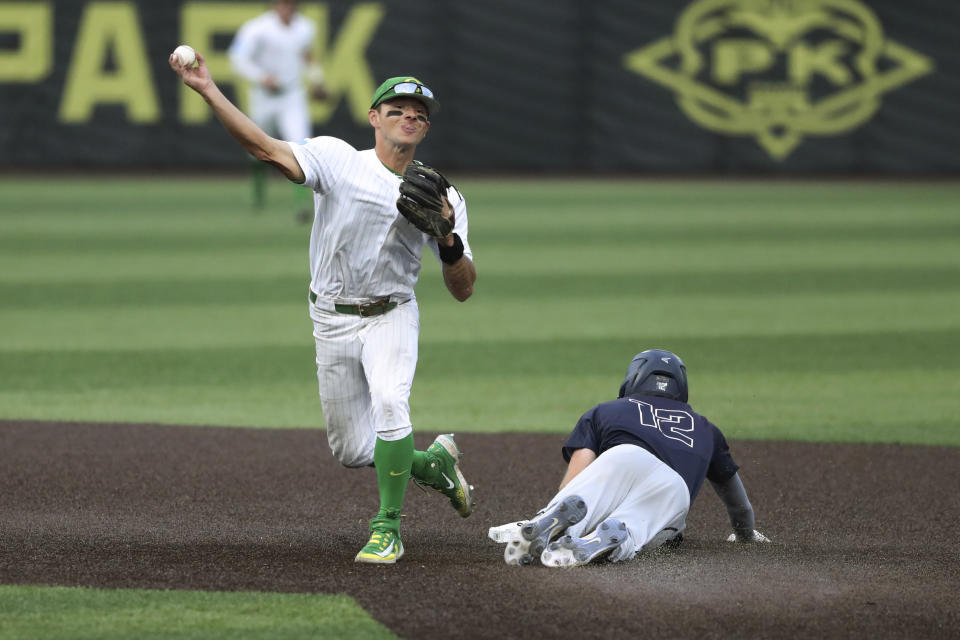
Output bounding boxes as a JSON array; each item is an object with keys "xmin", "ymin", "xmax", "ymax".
[
  {"xmin": 1, "ymin": 177, "xmax": 959, "ymax": 443},
  {"xmin": 0, "ymin": 585, "xmax": 396, "ymax": 640},
  {"xmin": 1, "ymin": 175, "xmax": 958, "ymax": 638}
]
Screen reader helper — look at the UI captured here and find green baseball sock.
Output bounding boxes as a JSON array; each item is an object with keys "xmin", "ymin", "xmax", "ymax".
[
  {"xmin": 293, "ymin": 184, "xmax": 312, "ymax": 222},
  {"xmin": 251, "ymin": 161, "xmax": 266, "ymax": 210},
  {"xmin": 410, "ymin": 450, "xmax": 438, "ymax": 485},
  {"xmin": 372, "ymin": 434, "xmax": 414, "ymax": 529},
  {"xmin": 293, "ymin": 183, "xmax": 310, "ymax": 207}
]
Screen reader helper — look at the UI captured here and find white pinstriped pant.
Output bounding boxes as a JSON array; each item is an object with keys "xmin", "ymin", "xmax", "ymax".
[
  {"xmin": 542, "ymin": 444, "xmax": 690, "ymax": 561},
  {"xmin": 309, "ymin": 299, "xmax": 419, "ymax": 467},
  {"xmin": 250, "ymin": 86, "xmax": 310, "ymax": 143}
]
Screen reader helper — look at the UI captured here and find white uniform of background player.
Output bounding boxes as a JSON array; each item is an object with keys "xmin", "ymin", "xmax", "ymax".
[
  {"xmin": 169, "ymin": 50, "xmax": 477, "ymax": 562},
  {"xmin": 229, "ymin": 0, "xmax": 323, "ymax": 218},
  {"xmin": 229, "ymin": 0, "xmax": 315, "ymax": 143}
]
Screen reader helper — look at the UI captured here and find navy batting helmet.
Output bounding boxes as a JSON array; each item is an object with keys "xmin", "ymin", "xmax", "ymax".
[{"xmin": 618, "ymin": 349, "xmax": 688, "ymax": 402}]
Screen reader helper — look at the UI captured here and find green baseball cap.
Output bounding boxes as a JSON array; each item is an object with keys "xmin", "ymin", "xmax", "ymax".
[{"xmin": 370, "ymin": 76, "xmax": 440, "ymax": 116}]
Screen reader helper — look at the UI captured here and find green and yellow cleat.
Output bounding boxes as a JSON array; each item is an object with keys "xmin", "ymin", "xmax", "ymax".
[
  {"xmin": 422, "ymin": 433, "xmax": 475, "ymax": 518},
  {"xmin": 355, "ymin": 528, "xmax": 404, "ymax": 564}
]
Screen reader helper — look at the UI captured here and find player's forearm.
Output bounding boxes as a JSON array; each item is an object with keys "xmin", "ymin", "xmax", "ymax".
[
  {"xmin": 727, "ymin": 505, "xmax": 755, "ymax": 538},
  {"xmin": 710, "ymin": 474, "xmax": 756, "ymax": 537},
  {"xmin": 199, "ymin": 83, "xmax": 303, "ymax": 182},
  {"xmin": 200, "ymin": 83, "xmax": 266, "ymax": 154},
  {"xmin": 558, "ymin": 449, "xmax": 596, "ymax": 490},
  {"xmin": 442, "ymin": 256, "xmax": 475, "ymax": 301}
]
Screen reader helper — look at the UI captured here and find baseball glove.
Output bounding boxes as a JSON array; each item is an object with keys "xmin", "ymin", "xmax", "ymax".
[{"xmin": 396, "ymin": 162, "xmax": 454, "ymax": 238}]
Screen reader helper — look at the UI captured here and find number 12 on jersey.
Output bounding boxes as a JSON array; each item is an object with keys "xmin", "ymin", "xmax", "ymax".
[{"xmin": 629, "ymin": 399, "xmax": 695, "ymax": 448}]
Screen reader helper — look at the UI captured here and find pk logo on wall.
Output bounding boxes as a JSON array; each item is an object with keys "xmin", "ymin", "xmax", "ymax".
[{"xmin": 624, "ymin": 0, "xmax": 934, "ymax": 159}]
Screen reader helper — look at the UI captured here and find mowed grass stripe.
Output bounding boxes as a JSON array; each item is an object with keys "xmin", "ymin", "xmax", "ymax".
[
  {"xmin": 2, "ymin": 372, "xmax": 954, "ymax": 444},
  {"xmin": 471, "ymin": 224, "xmax": 960, "ymax": 245},
  {"xmin": 0, "ymin": 249, "xmax": 306, "ymax": 282},
  {"xmin": 6, "ymin": 177, "xmax": 957, "ymax": 205},
  {"xmin": 5, "ymin": 179, "xmax": 957, "ymax": 236},
  {"xmin": 3, "ymin": 238, "xmax": 957, "ymax": 284},
  {"xmin": 0, "ymin": 585, "xmax": 396, "ymax": 640},
  {"xmin": 2, "ymin": 337, "xmax": 957, "ymax": 442},
  {"xmin": 473, "ymin": 239, "xmax": 960, "ymax": 273},
  {"xmin": 1, "ymin": 291, "xmax": 956, "ymax": 352},
  {"xmin": 0, "ymin": 231, "xmax": 306, "ymax": 252},
  {"xmin": 3, "ymin": 264, "xmax": 960, "ymax": 309},
  {"xmin": 4, "ymin": 328, "xmax": 957, "ymax": 392},
  {"xmin": 0, "ymin": 177, "xmax": 261, "ymax": 212},
  {"xmin": 0, "ymin": 277, "xmax": 307, "ymax": 308},
  {"xmin": 465, "ymin": 266, "xmax": 960, "ymax": 296},
  {"xmin": 0, "ymin": 304, "xmax": 311, "ymax": 351},
  {"xmin": 459, "ymin": 179, "xmax": 960, "ymax": 212},
  {"xmin": 4, "ymin": 218, "xmax": 959, "ymax": 250},
  {"xmin": 415, "ymin": 371, "xmax": 960, "ymax": 444}
]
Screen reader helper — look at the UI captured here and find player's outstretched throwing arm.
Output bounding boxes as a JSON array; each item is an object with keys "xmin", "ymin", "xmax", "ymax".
[
  {"xmin": 168, "ymin": 48, "xmax": 304, "ymax": 184},
  {"xmin": 710, "ymin": 473, "xmax": 771, "ymax": 543}
]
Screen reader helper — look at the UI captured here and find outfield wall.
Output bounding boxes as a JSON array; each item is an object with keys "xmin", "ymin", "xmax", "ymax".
[{"xmin": 1, "ymin": 0, "xmax": 958, "ymax": 172}]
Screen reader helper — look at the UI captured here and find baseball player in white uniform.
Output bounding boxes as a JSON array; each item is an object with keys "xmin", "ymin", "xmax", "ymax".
[
  {"xmin": 170, "ymin": 52, "xmax": 477, "ymax": 565},
  {"xmin": 229, "ymin": 0, "xmax": 325, "ymax": 219},
  {"xmin": 491, "ymin": 349, "xmax": 770, "ymax": 567}
]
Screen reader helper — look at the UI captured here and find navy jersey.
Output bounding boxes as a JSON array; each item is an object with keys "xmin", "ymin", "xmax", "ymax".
[{"xmin": 562, "ymin": 395, "xmax": 739, "ymax": 500}]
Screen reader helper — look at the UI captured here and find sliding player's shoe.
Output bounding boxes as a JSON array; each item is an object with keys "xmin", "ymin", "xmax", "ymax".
[
  {"xmin": 503, "ymin": 494, "xmax": 587, "ymax": 566},
  {"xmin": 540, "ymin": 518, "xmax": 628, "ymax": 567}
]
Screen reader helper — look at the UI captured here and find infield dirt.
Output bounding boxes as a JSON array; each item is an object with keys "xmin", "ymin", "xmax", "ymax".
[{"xmin": 2, "ymin": 421, "xmax": 958, "ymax": 639}]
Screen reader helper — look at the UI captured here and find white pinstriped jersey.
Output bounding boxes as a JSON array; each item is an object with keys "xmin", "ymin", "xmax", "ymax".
[
  {"xmin": 229, "ymin": 11, "xmax": 315, "ymax": 91},
  {"xmin": 288, "ymin": 136, "xmax": 473, "ymax": 308}
]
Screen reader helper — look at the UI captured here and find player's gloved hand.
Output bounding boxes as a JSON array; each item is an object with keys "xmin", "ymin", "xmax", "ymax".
[
  {"xmin": 726, "ymin": 529, "xmax": 770, "ymax": 543},
  {"xmin": 396, "ymin": 162, "xmax": 455, "ymax": 238}
]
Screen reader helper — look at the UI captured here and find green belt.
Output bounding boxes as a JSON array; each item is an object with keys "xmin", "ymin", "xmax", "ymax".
[{"xmin": 309, "ymin": 290, "xmax": 398, "ymax": 317}]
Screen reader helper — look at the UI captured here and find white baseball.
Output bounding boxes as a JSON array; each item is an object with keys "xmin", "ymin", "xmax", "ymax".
[{"xmin": 172, "ymin": 45, "xmax": 196, "ymax": 67}]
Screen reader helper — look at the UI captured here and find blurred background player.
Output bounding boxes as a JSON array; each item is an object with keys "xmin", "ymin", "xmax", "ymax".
[
  {"xmin": 229, "ymin": 0, "xmax": 327, "ymax": 222},
  {"xmin": 494, "ymin": 348, "xmax": 770, "ymax": 567}
]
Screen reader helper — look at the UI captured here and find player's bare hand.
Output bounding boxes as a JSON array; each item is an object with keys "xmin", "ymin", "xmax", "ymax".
[
  {"xmin": 439, "ymin": 196, "xmax": 455, "ymax": 247},
  {"xmin": 169, "ymin": 52, "xmax": 212, "ymax": 94},
  {"xmin": 306, "ymin": 63, "xmax": 327, "ymax": 100}
]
